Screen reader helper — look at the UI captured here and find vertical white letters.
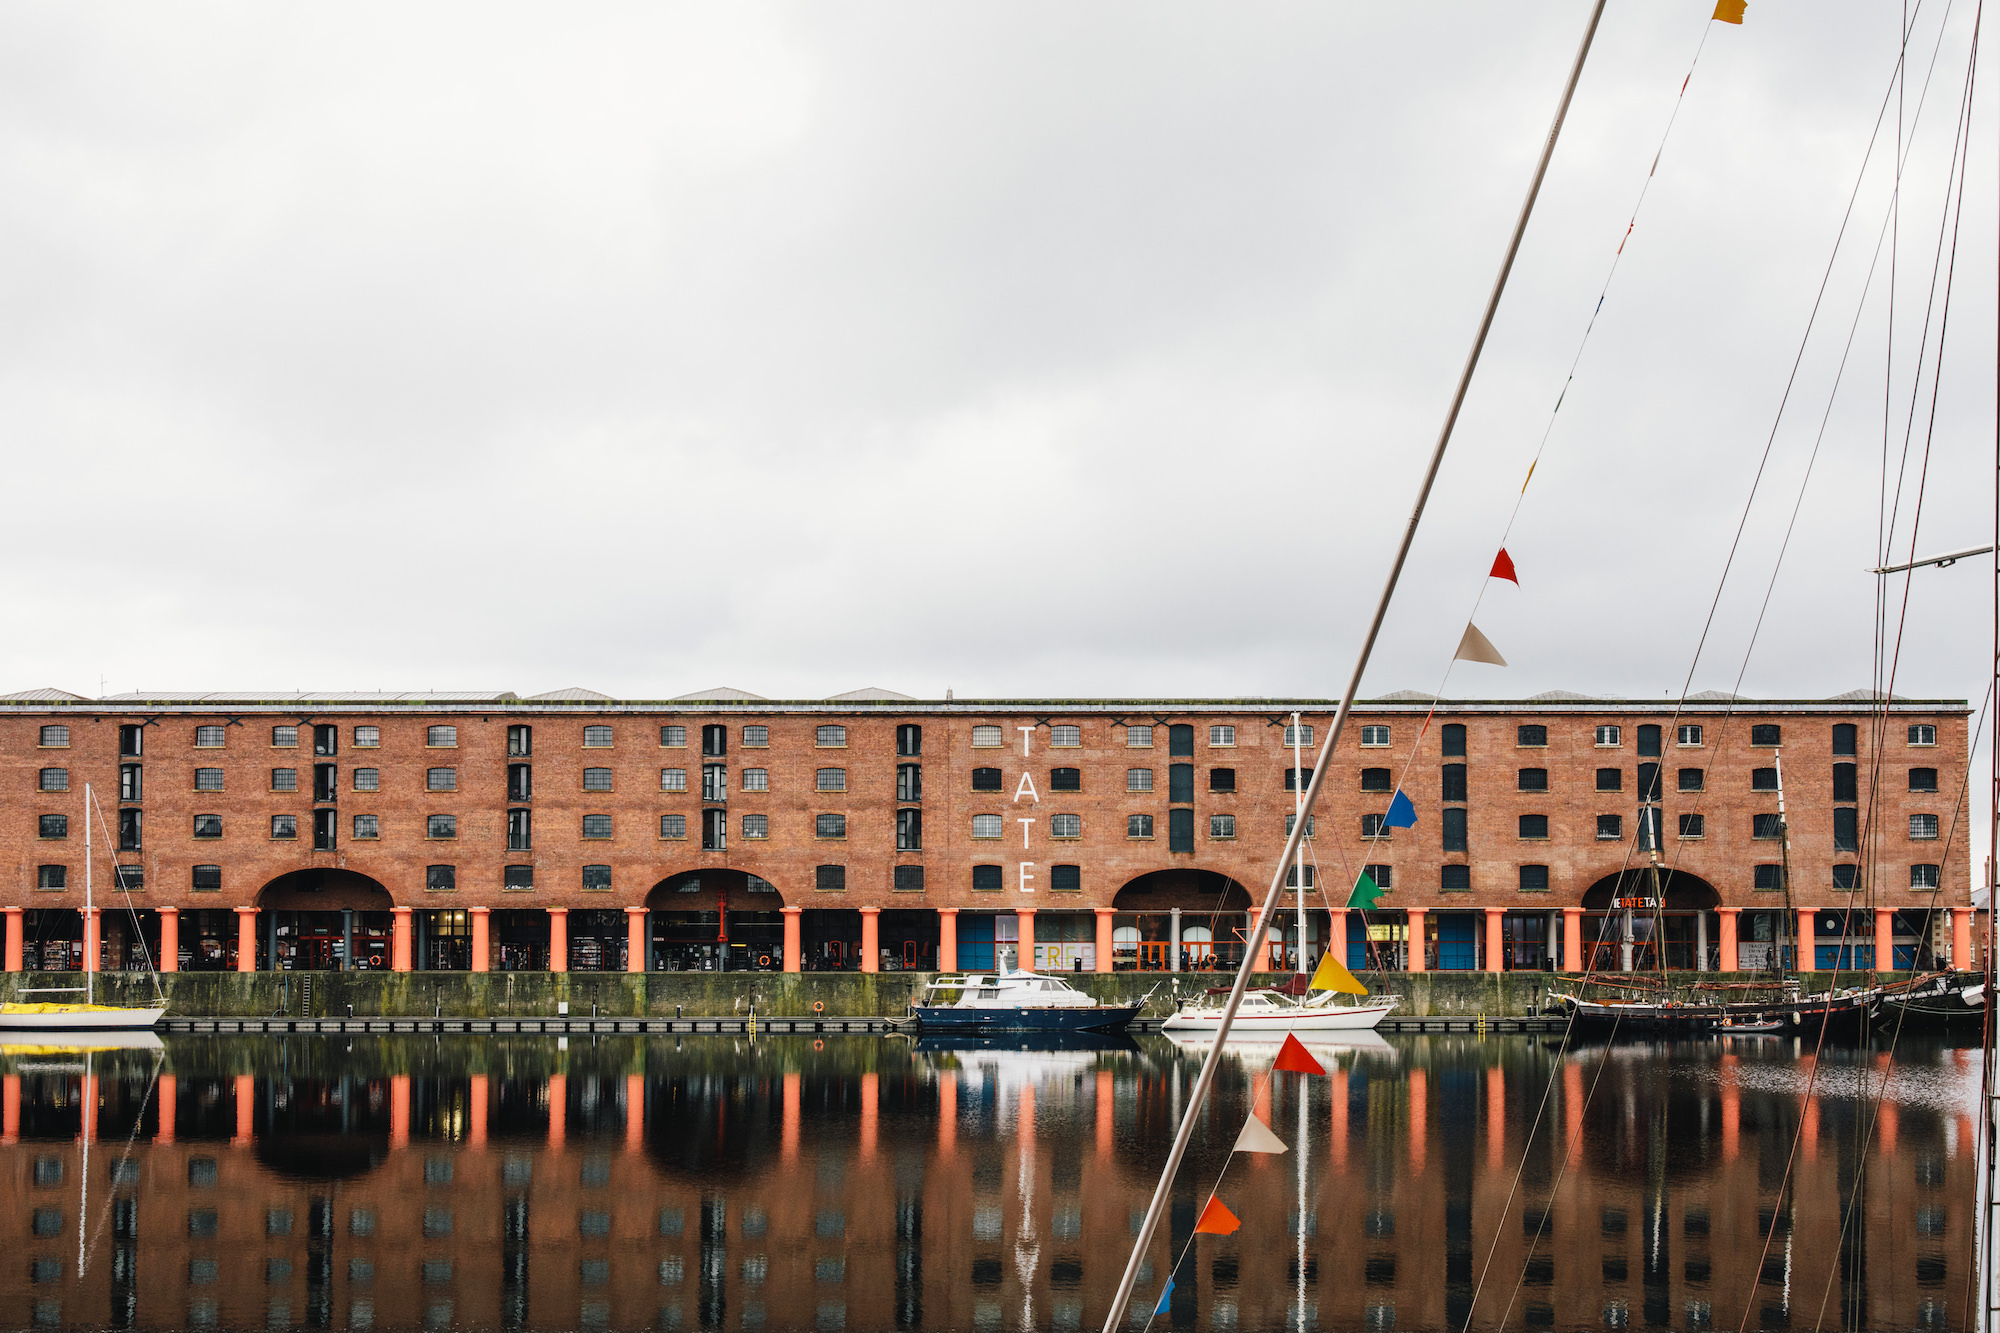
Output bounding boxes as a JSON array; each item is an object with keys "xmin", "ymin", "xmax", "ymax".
[
  {"xmin": 1017, "ymin": 817, "xmax": 1035, "ymax": 849},
  {"xmin": 1018, "ymin": 726, "xmax": 1034, "ymax": 755},
  {"xmin": 1013, "ymin": 773, "xmax": 1040, "ymax": 803},
  {"xmin": 1018, "ymin": 863, "xmax": 1036, "ymax": 894}
]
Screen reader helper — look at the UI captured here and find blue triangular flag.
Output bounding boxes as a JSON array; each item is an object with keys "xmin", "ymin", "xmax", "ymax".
[
  {"xmin": 1153, "ymin": 1276, "xmax": 1175, "ymax": 1315},
  {"xmin": 1384, "ymin": 789, "xmax": 1417, "ymax": 828}
]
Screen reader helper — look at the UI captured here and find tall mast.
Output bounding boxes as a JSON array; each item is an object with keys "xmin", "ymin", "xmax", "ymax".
[
  {"xmin": 84, "ymin": 782, "xmax": 94, "ymax": 1006},
  {"xmin": 1292, "ymin": 711, "xmax": 1305, "ymax": 975}
]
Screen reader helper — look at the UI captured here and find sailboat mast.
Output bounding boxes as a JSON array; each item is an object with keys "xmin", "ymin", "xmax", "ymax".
[
  {"xmin": 1293, "ymin": 710, "xmax": 1305, "ymax": 974},
  {"xmin": 1098, "ymin": 5, "xmax": 1610, "ymax": 1325},
  {"xmin": 84, "ymin": 783, "xmax": 94, "ymax": 1005}
]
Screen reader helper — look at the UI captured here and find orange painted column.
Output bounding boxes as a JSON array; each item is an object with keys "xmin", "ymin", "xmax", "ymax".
[
  {"xmin": 232, "ymin": 1072, "xmax": 254, "ymax": 1146},
  {"xmin": 625, "ymin": 907, "xmax": 648, "ymax": 974},
  {"xmin": 860, "ymin": 1072, "xmax": 878, "ymax": 1163},
  {"xmin": 469, "ymin": 908, "xmax": 490, "ymax": 973},
  {"xmin": 389, "ymin": 1074, "xmax": 410, "ymax": 1149},
  {"xmin": 625, "ymin": 1073, "xmax": 645, "ymax": 1153},
  {"xmin": 1874, "ymin": 907, "xmax": 1894, "ymax": 973},
  {"xmin": 859, "ymin": 907, "xmax": 880, "ymax": 974},
  {"xmin": 547, "ymin": 1073, "xmax": 566, "ymax": 1149},
  {"xmin": 4, "ymin": 906, "xmax": 24, "ymax": 972},
  {"xmin": 936, "ymin": 908, "xmax": 957, "ymax": 973},
  {"xmin": 1406, "ymin": 909, "xmax": 1426, "ymax": 973},
  {"xmin": 1484, "ymin": 908, "xmax": 1504, "ymax": 973},
  {"xmin": 234, "ymin": 906, "xmax": 257, "ymax": 972},
  {"xmin": 390, "ymin": 907, "xmax": 413, "ymax": 973},
  {"xmin": 781, "ymin": 907, "xmax": 802, "ymax": 973},
  {"xmin": 159, "ymin": 906, "xmax": 179, "ymax": 973},
  {"xmin": 1096, "ymin": 1070, "xmax": 1113, "ymax": 1159},
  {"xmin": 1485, "ymin": 1065, "xmax": 1505, "ymax": 1169},
  {"xmin": 1797, "ymin": 908, "xmax": 1816, "ymax": 971},
  {"xmin": 469, "ymin": 1075, "xmax": 488, "ymax": 1150},
  {"xmin": 2, "ymin": 1075, "xmax": 18, "ymax": 1145},
  {"xmin": 1720, "ymin": 1054, "xmax": 1739, "ymax": 1162},
  {"xmin": 155, "ymin": 1075, "xmax": 176, "ymax": 1144},
  {"xmin": 1331, "ymin": 1066, "xmax": 1349, "ymax": 1168},
  {"xmin": 1562, "ymin": 907, "xmax": 1583, "ymax": 972},
  {"xmin": 1094, "ymin": 908, "xmax": 1115, "ymax": 974},
  {"xmin": 1015, "ymin": 908, "xmax": 1036, "ymax": 971},
  {"xmin": 1409, "ymin": 1067, "xmax": 1427, "ymax": 1175},
  {"xmin": 82, "ymin": 907, "xmax": 101, "ymax": 973},
  {"xmin": 938, "ymin": 1073, "xmax": 957, "ymax": 1159},
  {"xmin": 1951, "ymin": 906, "xmax": 1973, "ymax": 969},
  {"xmin": 547, "ymin": 908, "xmax": 568, "ymax": 973},
  {"xmin": 1716, "ymin": 909, "xmax": 1739, "ymax": 974},
  {"xmin": 782, "ymin": 1071, "xmax": 801, "ymax": 1163}
]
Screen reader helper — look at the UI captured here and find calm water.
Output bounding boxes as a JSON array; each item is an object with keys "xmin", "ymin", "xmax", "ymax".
[{"xmin": 0, "ymin": 1030, "xmax": 1979, "ymax": 1333}]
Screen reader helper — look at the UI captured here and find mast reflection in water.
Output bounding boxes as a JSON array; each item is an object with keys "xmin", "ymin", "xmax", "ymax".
[{"xmin": 0, "ymin": 1032, "xmax": 1977, "ymax": 1332}]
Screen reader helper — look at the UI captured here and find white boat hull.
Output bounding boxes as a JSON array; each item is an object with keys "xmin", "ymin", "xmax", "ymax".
[
  {"xmin": 0, "ymin": 1007, "xmax": 165, "ymax": 1031},
  {"xmin": 1160, "ymin": 1001, "xmax": 1396, "ymax": 1034}
]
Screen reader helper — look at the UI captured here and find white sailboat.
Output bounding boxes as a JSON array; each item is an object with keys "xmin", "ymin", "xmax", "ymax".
[{"xmin": 0, "ymin": 784, "xmax": 165, "ymax": 1031}]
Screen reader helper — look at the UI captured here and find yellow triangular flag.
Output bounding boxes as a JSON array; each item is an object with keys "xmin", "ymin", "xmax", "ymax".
[
  {"xmin": 1310, "ymin": 950, "xmax": 1369, "ymax": 996},
  {"xmin": 1454, "ymin": 622, "xmax": 1508, "ymax": 667},
  {"xmin": 1712, "ymin": 0, "xmax": 1746, "ymax": 22},
  {"xmin": 1232, "ymin": 1112, "xmax": 1289, "ymax": 1155}
]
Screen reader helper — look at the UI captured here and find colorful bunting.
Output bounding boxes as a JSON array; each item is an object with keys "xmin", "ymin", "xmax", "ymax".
[
  {"xmin": 1347, "ymin": 868, "xmax": 1386, "ymax": 911},
  {"xmin": 1232, "ymin": 1112, "xmax": 1289, "ymax": 1155},
  {"xmin": 1490, "ymin": 548, "xmax": 1519, "ymax": 584},
  {"xmin": 1310, "ymin": 949, "xmax": 1370, "ymax": 995},
  {"xmin": 1153, "ymin": 1277, "xmax": 1175, "ymax": 1315},
  {"xmin": 1383, "ymin": 789, "xmax": 1417, "ymax": 828},
  {"xmin": 1712, "ymin": 0, "xmax": 1746, "ymax": 22},
  {"xmin": 1453, "ymin": 622, "xmax": 1508, "ymax": 667},
  {"xmin": 1194, "ymin": 1198, "xmax": 1241, "ymax": 1236},
  {"xmin": 1273, "ymin": 1033, "xmax": 1327, "ymax": 1076}
]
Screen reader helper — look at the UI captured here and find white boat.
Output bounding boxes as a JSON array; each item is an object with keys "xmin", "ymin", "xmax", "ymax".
[
  {"xmin": 911, "ymin": 970, "xmax": 1143, "ymax": 1032},
  {"xmin": 1160, "ymin": 986, "xmax": 1398, "ymax": 1034},
  {"xmin": 0, "ymin": 783, "xmax": 165, "ymax": 1032}
]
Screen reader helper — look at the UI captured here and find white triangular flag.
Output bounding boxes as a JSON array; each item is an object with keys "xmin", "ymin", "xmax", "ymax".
[
  {"xmin": 1453, "ymin": 622, "xmax": 1508, "ymax": 667},
  {"xmin": 1232, "ymin": 1112, "xmax": 1289, "ymax": 1155}
]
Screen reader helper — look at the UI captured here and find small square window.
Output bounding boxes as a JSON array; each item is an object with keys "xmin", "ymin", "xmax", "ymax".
[
  {"xmin": 743, "ymin": 726, "xmax": 769, "ymax": 747},
  {"xmin": 1517, "ymin": 768, "xmax": 1548, "ymax": 792},
  {"xmin": 1678, "ymin": 768, "xmax": 1704, "ymax": 792},
  {"xmin": 38, "ymin": 725, "xmax": 68, "ymax": 747},
  {"xmin": 1519, "ymin": 865, "xmax": 1550, "ymax": 892},
  {"xmin": 972, "ymin": 814, "xmax": 1002, "ymax": 839},
  {"xmin": 1363, "ymin": 863, "xmax": 1392, "ymax": 891},
  {"xmin": 816, "ymin": 864, "xmax": 846, "ymax": 891},
  {"xmin": 1441, "ymin": 865, "xmax": 1471, "ymax": 892},
  {"xmin": 427, "ymin": 725, "xmax": 458, "ymax": 748},
  {"xmin": 270, "ymin": 767, "xmax": 297, "ymax": 792},
  {"xmin": 893, "ymin": 865, "xmax": 925, "ymax": 892},
  {"xmin": 1128, "ymin": 814, "xmax": 1154, "ymax": 839},
  {"xmin": 38, "ymin": 814, "xmax": 67, "ymax": 838},
  {"xmin": 192, "ymin": 864, "xmax": 221, "ymax": 891},
  {"xmin": 972, "ymin": 864, "xmax": 1002, "ymax": 891},
  {"xmin": 1909, "ymin": 767, "xmax": 1938, "ymax": 792},
  {"xmin": 193, "ymin": 813, "xmax": 222, "ymax": 838},
  {"xmin": 583, "ymin": 767, "xmax": 613, "ymax": 792},
  {"xmin": 583, "ymin": 725, "xmax": 613, "ymax": 748},
  {"xmin": 1359, "ymin": 725, "xmax": 1390, "ymax": 747},
  {"xmin": 354, "ymin": 726, "xmax": 380, "ymax": 748},
  {"xmin": 1209, "ymin": 814, "xmax": 1235, "ymax": 839},
  {"xmin": 1596, "ymin": 768, "xmax": 1621, "ymax": 792},
  {"xmin": 582, "ymin": 814, "xmax": 612, "ymax": 839},
  {"xmin": 427, "ymin": 767, "xmax": 457, "ymax": 792},
  {"xmin": 1517, "ymin": 725, "xmax": 1547, "ymax": 747},
  {"xmin": 1361, "ymin": 767, "xmax": 1392, "ymax": 792},
  {"xmin": 39, "ymin": 768, "xmax": 69, "ymax": 792},
  {"xmin": 1677, "ymin": 725, "xmax": 1703, "ymax": 746},
  {"xmin": 1594, "ymin": 725, "xmax": 1621, "ymax": 746},
  {"xmin": 1282, "ymin": 724, "xmax": 1314, "ymax": 748},
  {"xmin": 816, "ymin": 768, "xmax": 847, "ymax": 792},
  {"xmin": 1050, "ymin": 864, "xmax": 1080, "ymax": 892},
  {"xmin": 1910, "ymin": 863, "xmax": 1940, "ymax": 890},
  {"xmin": 1208, "ymin": 768, "xmax": 1235, "ymax": 793},
  {"xmin": 194, "ymin": 768, "xmax": 224, "ymax": 791},
  {"xmin": 660, "ymin": 814, "xmax": 687, "ymax": 839},
  {"xmin": 1125, "ymin": 725, "xmax": 1153, "ymax": 748},
  {"xmin": 1051, "ymin": 766, "xmax": 1082, "ymax": 792},
  {"xmin": 1752, "ymin": 813, "xmax": 1783, "ymax": 839},
  {"xmin": 742, "ymin": 768, "xmax": 769, "ymax": 792},
  {"xmin": 1209, "ymin": 725, "xmax": 1235, "ymax": 746},
  {"xmin": 1050, "ymin": 813, "xmax": 1081, "ymax": 838},
  {"xmin": 661, "ymin": 768, "xmax": 687, "ymax": 792},
  {"xmin": 426, "ymin": 865, "xmax": 456, "ymax": 892},
  {"xmin": 37, "ymin": 865, "xmax": 67, "ymax": 890},
  {"xmin": 660, "ymin": 725, "xmax": 687, "ymax": 747},
  {"xmin": 1127, "ymin": 768, "xmax": 1154, "ymax": 792},
  {"xmin": 1051, "ymin": 724, "xmax": 1081, "ymax": 747},
  {"xmin": 1909, "ymin": 813, "xmax": 1939, "ymax": 840},
  {"xmin": 816, "ymin": 813, "xmax": 846, "ymax": 839},
  {"xmin": 352, "ymin": 815, "xmax": 379, "ymax": 839},
  {"xmin": 1750, "ymin": 724, "xmax": 1781, "ymax": 747},
  {"xmin": 1596, "ymin": 814, "xmax": 1622, "ymax": 840},
  {"xmin": 972, "ymin": 725, "xmax": 1003, "ymax": 747},
  {"xmin": 816, "ymin": 726, "xmax": 847, "ymax": 747},
  {"xmin": 1518, "ymin": 814, "xmax": 1548, "ymax": 839},
  {"xmin": 1754, "ymin": 864, "xmax": 1785, "ymax": 891},
  {"xmin": 194, "ymin": 725, "xmax": 226, "ymax": 748},
  {"xmin": 426, "ymin": 814, "xmax": 457, "ymax": 839},
  {"xmin": 1908, "ymin": 724, "xmax": 1936, "ymax": 746},
  {"xmin": 1751, "ymin": 767, "xmax": 1779, "ymax": 791},
  {"xmin": 271, "ymin": 815, "xmax": 298, "ymax": 840},
  {"xmin": 353, "ymin": 768, "xmax": 380, "ymax": 792},
  {"xmin": 271, "ymin": 725, "xmax": 298, "ymax": 747},
  {"xmin": 1678, "ymin": 813, "xmax": 1704, "ymax": 838},
  {"xmin": 1285, "ymin": 813, "xmax": 1316, "ymax": 838},
  {"xmin": 582, "ymin": 865, "xmax": 612, "ymax": 891},
  {"xmin": 972, "ymin": 767, "xmax": 1002, "ymax": 792},
  {"xmin": 1362, "ymin": 813, "xmax": 1388, "ymax": 839}
]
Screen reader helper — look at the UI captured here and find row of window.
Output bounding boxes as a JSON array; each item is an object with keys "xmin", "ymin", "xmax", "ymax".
[{"xmin": 1428, "ymin": 765, "xmax": 1940, "ymax": 797}]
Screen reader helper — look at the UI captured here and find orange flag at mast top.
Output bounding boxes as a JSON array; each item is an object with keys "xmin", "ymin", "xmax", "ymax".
[
  {"xmin": 1273, "ymin": 1033, "xmax": 1326, "ymax": 1076},
  {"xmin": 1490, "ymin": 549, "xmax": 1519, "ymax": 584},
  {"xmin": 1194, "ymin": 1197, "xmax": 1241, "ymax": 1236},
  {"xmin": 1713, "ymin": 0, "xmax": 1746, "ymax": 22}
]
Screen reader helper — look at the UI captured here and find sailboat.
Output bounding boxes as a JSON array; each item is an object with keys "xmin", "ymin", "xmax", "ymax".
[{"xmin": 0, "ymin": 784, "xmax": 166, "ymax": 1031}]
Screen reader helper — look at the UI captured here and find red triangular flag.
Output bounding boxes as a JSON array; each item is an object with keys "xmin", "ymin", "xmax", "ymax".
[
  {"xmin": 1272, "ymin": 1033, "xmax": 1326, "ymax": 1076},
  {"xmin": 1490, "ymin": 548, "xmax": 1519, "ymax": 584},
  {"xmin": 1194, "ymin": 1197, "xmax": 1240, "ymax": 1235}
]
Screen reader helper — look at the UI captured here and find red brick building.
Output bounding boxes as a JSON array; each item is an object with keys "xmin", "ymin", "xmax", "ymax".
[{"xmin": 0, "ymin": 687, "xmax": 1976, "ymax": 978}]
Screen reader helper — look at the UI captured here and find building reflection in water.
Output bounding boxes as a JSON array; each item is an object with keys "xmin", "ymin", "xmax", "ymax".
[{"xmin": 0, "ymin": 1031, "xmax": 1977, "ymax": 1332}]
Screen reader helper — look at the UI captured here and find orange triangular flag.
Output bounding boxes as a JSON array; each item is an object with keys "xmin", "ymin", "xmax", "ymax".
[
  {"xmin": 1273, "ymin": 1033, "xmax": 1326, "ymax": 1076},
  {"xmin": 1194, "ymin": 1197, "xmax": 1240, "ymax": 1235},
  {"xmin": 1490, "ymin": 548, "xmax": 1519, "ymax": 584}
]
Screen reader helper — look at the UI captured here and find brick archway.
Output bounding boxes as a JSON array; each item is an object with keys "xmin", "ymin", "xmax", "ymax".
[{"xmin": 256, "ymin": 868, "xmax": 396, "ymax": 911}]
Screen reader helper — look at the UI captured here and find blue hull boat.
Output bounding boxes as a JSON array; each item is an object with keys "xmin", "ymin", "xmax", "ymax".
[{"xmin": 910, "ymin": 1003, "xmax": 1141, "ymax": 1033}]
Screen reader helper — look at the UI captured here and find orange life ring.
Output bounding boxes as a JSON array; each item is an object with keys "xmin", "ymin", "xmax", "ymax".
[
  {"xmin": 812, "ymin": 1039, "xmax": 825, "ymax": 1051},
  {"xmin": 759, "ymin": 955, "xmax": 771, "ymax": 967},
  {"xmin": 812, "ymin": 1000, "xmax": 825, "ymax": 1013}
]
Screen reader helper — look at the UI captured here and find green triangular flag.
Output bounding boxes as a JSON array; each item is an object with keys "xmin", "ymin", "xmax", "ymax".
[{"xmin": 1347, "ymin": 869, "xmax": 1385, "ymax": 910}]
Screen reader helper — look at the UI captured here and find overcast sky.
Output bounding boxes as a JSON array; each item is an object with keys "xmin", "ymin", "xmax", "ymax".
[{"xmin": 0, "ymin": 1, "xmax": 1990, "ymax": 716}]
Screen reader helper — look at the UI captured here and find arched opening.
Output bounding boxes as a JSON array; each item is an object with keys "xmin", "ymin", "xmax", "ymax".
[
  {"xmin": 257, "ymin": 869, "xmax": 396, "ymax": 971},
  {"xmin": 644, "ymin": 869, "xmax": 785, "ymax": 972},
  {"xmin": 1110, "ymin": 869, "xmax": 1255, "ymax": 972},
  {"xmin": 1580, "ymin": 870, "xmax": 1722, "ymax": 972}
]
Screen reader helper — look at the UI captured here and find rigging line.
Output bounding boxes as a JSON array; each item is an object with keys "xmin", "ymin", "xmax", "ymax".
[
  {"xmin": 80, "ymin": 1055, "xmax": 163, "ymax": 1279},
  {"xmin": 89, "ymin": 787, "xmax": 163, "ymax": 1001}
]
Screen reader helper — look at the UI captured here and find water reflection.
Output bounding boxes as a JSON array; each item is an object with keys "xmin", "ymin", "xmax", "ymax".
[{"xmin": 0, "ymin": 1031, "xmax": 1977, "ymax": 1332}]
